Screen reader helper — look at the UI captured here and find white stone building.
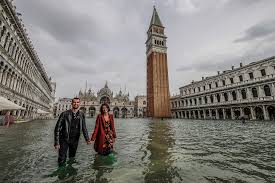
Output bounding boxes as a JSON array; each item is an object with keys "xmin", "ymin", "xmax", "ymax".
[
  {"xmin": 55, "ymin": 82, "xmax": 135, "ymax": 118},
  {"xmin": 171, "ymin": 56, "xmax": 275, "ymax": 121},
  {"xmin": 0, "ymin": 0, "xmax": 55, "ymax": 119},
  {"xmin": 134, "ymin": 95, "xmax": 147, "ymax": 117}
]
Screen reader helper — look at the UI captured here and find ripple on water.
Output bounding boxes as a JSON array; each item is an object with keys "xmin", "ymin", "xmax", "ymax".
[{"xmin": 0, "ymin": 118, "xmax": 274, "ymax": 183}]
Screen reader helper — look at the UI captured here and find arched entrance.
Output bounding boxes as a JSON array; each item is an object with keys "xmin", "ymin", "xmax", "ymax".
[
  {"xmin": 211, "ymin": 109, "xmax": 216, "ymax": 119},
  {"xmin": 267, "ymin": 106, "xmax": 275, "ymax": 120},
  {"xmin": 218, "ymin": 109, "xmax": 224, "ymax": 119},
  {"xmin": 89, "ymin": 106, "xmax": 96, "ymax": 118},
  {"xmin": 113, "ymin": 107, "xmax": 119, "ymax": 118},
  {"xmin": 234, "ymin": 109, "xmax": 241, "ymax": 119},
  {"xmin": 200, "ymin": 110, "xmax": 204, "ymax": 119},
  {"xmin": 80, "ymin": 107, "xmax": 86, "ymax": 114},
  {"xmin": 121, "ymin": 107, "xmax": 127, "ymax": 118},
  {"xmin": 255, "ymin": 106, "xmax": 264, "ymax": 120},
  {"xmin": 243, "ymin": 107, "xmax": 251, "ymax": 119},
  {"xmin": 225, "ymin": 109, "xmax": 231, "ymax": 119}
]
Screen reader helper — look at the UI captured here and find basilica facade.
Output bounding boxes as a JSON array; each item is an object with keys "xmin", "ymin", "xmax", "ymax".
[
  {"xmin": 171, "ymin": 56, "xmax": 275, "ymax": 121},
  {"xmin": 0, "ymin": 0, "xmax": 55, "ymax": 120},
  {"xmin": 55, "ymin": 82, "xmax": 135, "ymax": 118}
]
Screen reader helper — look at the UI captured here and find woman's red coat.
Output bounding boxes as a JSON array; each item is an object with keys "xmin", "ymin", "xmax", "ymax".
[{"xmin": 91, "ymin": 114, "xmax": 116, "ymax": 154}]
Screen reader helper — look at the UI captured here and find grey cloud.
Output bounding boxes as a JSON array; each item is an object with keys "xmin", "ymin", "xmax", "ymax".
[{"xmin": 235, "ymin": 20, "xmax": 275, "ymax": 43}]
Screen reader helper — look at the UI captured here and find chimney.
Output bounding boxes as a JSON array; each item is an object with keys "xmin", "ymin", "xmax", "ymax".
[
  {"xmin": 217, "ymin": 71, "xmax": 220, "ymax": 75},
  {"xmin": 231, "ymin": 66, "xmax": 234, "ymax": 70},
  {"xmin": 240, "ymin": 62, "xmax": 243, "ymax": 67}
]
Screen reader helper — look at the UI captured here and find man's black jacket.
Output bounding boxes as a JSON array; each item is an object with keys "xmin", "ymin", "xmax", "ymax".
[{"xmin": 54, "ymin": 110, "xmax": 89, "ymax": 145}]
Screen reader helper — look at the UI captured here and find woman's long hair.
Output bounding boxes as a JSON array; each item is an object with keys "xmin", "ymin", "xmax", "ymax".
[{"xmin": 100, "ymin": 103, "xmax": 110, "ymax": 114}]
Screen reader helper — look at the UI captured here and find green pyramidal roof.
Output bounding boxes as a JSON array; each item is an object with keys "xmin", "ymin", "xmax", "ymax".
[{"xmin": 150, "ymin": 6, "xmax": 163, "ymax": 27}]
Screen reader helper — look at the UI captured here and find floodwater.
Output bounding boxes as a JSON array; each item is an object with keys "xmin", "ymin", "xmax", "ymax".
[{"xmin": 0, "ymin": 118, "xmax": 274, "ymax": 183}]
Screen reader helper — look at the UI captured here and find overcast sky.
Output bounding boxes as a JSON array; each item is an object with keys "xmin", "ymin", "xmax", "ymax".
[{"xmin": 14, "ymin": 0, "xmax": 275, "ymax": 100}]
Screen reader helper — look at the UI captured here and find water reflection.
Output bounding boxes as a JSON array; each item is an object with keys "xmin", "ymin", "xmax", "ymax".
[
  {"xmin": 91, "ymin": 153, "xmax": 116, "ymax": 182},
  {"xmin": 144, "ymin": 119, "xmax": 179, "ymax": 182},
  {"xmin": 51, "ymin": 158, "xmax": 78, "ymax": 181}
]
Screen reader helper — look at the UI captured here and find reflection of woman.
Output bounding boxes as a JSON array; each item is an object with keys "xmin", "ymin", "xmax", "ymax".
[
  {"xmin": 4, "ymin": 111, "xmax": 15, "ymax": 127},
  {"xmin": 91, "ymin": 103, "xmax": 116, "ymax": 155}
]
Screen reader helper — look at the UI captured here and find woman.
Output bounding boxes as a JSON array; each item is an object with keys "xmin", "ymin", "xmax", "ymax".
[{"xmin": 91, "ymin": 103, "xmax": 116, "ymax": 155}]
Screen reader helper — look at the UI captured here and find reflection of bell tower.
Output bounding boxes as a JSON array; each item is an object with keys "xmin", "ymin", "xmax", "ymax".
[{"xmin": 146, "ymin": 6, "xmax": 171, "ymax": 118}]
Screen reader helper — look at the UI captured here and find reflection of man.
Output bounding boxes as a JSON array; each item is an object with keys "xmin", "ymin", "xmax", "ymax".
[{"xmin": 54, "ymin": 97, "xmax": 91, "ymax": 167}]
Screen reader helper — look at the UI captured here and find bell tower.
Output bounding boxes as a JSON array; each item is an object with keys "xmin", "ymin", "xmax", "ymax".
[{"xmin": 146, "ymin": 6, "xmax": 171, "ymax": 118}]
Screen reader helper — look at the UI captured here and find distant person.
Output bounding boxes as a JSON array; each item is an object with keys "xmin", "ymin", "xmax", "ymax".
[
  {"xmin": 91, "ymin": 103, "xmax": 117, "ymax": 156},
  {"xmin": 54, "ymin": 97, "xmax": 92, "ymax": 167},
  {"xmin": 4, "ymin": 111, "xmax": 15, "ymax": 127}
]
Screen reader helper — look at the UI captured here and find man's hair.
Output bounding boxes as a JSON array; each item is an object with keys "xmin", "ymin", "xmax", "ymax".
[
  {"xmin": 72, "ymin": 97, "xmax": 80, "ymax": 102},
  {"xmin": 100, "ymin": 103, "xmax": 110, "ymax": 114}
]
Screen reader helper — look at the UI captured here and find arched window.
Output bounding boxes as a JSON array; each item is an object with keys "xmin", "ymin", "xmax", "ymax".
[
  {"xmin": 210, "ymin": 95, "xmax": 214, "ymax": 103},
  {"xmin": 224, "ymin": 93, "xmax": 228, "ymax": 101},
  {"xmin": 216, "ymin": 94, "xmax": 220, "ymax": 102},
  {"xmin": 232, "ymin": 91, "xmax": 237, "ymax": 100},
  {"xmin": 241, "ymin": 89, "xmax": 247, "ymax": 99},
  {"xmin": 189, "ymin": 99, "xmax": 192, "ymax": 105},
  {"xmin": 252, "ymin": 88, "xmax": 258, "ymax": 98},
  {"xmin": 204, "ymin": 96, "xmax": 208, "ymax": 104},
  {"xmin": 264, "ymin": 85, "xmax": 271, "ymax": 96}
]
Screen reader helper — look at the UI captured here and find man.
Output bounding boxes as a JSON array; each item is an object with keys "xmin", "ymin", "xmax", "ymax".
[{"xmin": 54, "ymin": 97, "xmax": 91, "ymax": 166}]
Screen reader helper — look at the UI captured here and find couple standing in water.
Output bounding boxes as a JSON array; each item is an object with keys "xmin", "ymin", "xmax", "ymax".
[{"xmin": 54, "ymin": 97, "xmax": 116, "ymax": 167}]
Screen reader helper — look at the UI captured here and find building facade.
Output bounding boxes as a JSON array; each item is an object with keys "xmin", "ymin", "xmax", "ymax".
[
  {"xmin": 0, "ymin": 0, "xmax": 55, "ymax": 119},
  {"xmin": 171, "ymin": 57, "xmax": 275, "ymax": 121},
  {"xmin": 54, "ymin": 82, "xmax": 135, "ymax": 118},
  {"xmin": 134, "ymin": 95, "xmax": 147, "ymax": 117},
  {"xmin": 146, "ymin": 6, "xmax": 171, "ymax": 118}
]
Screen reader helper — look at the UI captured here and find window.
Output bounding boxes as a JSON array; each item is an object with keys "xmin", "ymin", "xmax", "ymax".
[
  {"xmin": 241, "ymin": 89, "xmax": 247, "ymax": 99},
  {"xmin": 203, "ymin": 86, "xmax": 206, "ymax": 90},
  {"xmin": 194, "ymin": 98, "xmax": 197, "ymax": 105},
  {"xmin": 232, "ymin": 91, "xmax": 237, "ymax": 100},
  {"xmin": 215, "ymin": 82, "xmax": 218, "ymax": 87},
  {"xmin": 209, "ymin": 84, "xmax": 211, "ymax": 89},
  {"xmin": 198, "ymin": 87, "xmax": 200, "ymax": 92},
  {"xmin": 264, "ymin": 85, "xmax": 271, "ymax": 96},
  {"xmin": 249, "ymin": 72, "xmax": 254, "ymax": 79},
  {"xmin": 189, "ymin": 99, "xmax": 192, "ymax": 105},
  {"xmin": 193, "ymin": 88, "xmax": 196, "ymax": 93},
  {"xmin": 216, "ymin": 94, "xmax": 220, "ymax": 102},
  {"xmin": 252, "ymin": 88, "xmax": 258, "ymax": 98},
  {"xmin": 230, "ymin": 78, "xmax": 234, "ymax": 84},
  {"xmin": 222, "ymin": 80, "xmax": 226, "ymax": 86},
  {"xmin": 143, "ymin": 101, "xmax": 146, "ymax": 105},
  {"xmin": 261, "ymin": 69, "xmax": 266, "ymax": 76},
  {"xmin": 204, "ymin": 96, "xmax": 208, "ymax": 104},
  {"xmin": 224, "ymin": 93, "xmax": 228, "ymax": 101},
  {"xmin": 239, "ymin": 75, "xmax": 243, "ymax": 82},
  {"xmin": 199, "ymin": 97, "xmax": 202, "ymax": 105}
]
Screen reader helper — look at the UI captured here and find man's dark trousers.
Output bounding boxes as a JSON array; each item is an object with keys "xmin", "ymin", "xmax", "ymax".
[{"xmin": 58, "ymin": 136, "xmax": 79, "ymax": 166}]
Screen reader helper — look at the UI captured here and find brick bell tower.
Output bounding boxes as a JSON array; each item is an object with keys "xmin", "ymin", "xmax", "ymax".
[{"xmin": 146, "ymin": 6, "xmax": 171, "ymax": 118}]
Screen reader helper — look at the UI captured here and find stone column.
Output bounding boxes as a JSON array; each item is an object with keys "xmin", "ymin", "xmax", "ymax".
[
  {"xmin": 262, "ymin": 105, "xmax": 269, "ymax": 120},
  {"xmin": 216, "ymin": 109, "xmax": 219, "ymax": 119},
  {"xmin": 258, "ymin": 86, "xmax": 264, "ymax": 98},
  {"xmin": 209, "ymin": 109, "xmax": 212, "ymax": 119},
  {"xmin": 198, "ymin": 110, "xmax": 201, "ymax": 119},
  {"xmin": 250, "ymin": 107, "xmax": 256, "ymax": 120},
  {"xmin": 0, "ymin": 68, "xmax": 3, "ymax": 84},
  {"xmin": 184, "ymin": 111, "xmax": 187, "ymax": 119},
  {"xmin": 240, "ymin": 107, "xmax": 244, "ymax": 117},
  {"xmin": 231, "ymin": 108, "xmax": 235, "ymax": 120},
  {"xmin": 203, "ymin": 109, "xmax": 206, "ymax": 119},
  {"xmin": 222, "ymin": 108, "xmax": 226, "ymax": 119}
]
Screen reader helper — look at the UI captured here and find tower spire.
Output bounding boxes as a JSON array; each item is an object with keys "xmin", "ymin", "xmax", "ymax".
[{"xmin": 149, "ymin": 6, "xmax": 163, "ymax": 27}]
